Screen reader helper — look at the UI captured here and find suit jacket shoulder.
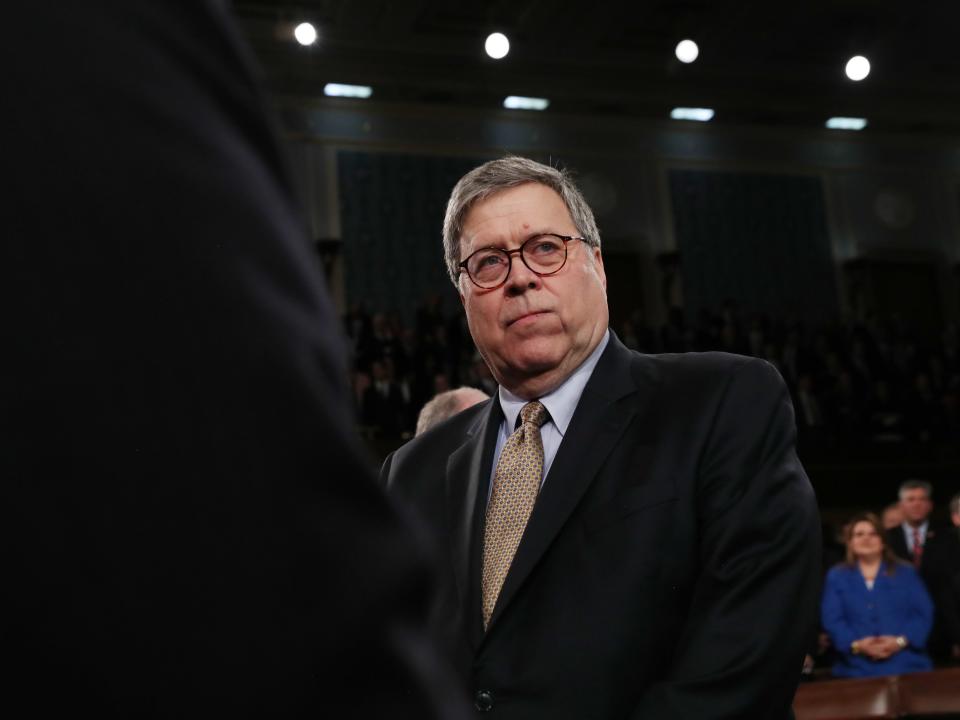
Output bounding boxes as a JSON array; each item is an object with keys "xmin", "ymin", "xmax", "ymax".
[
  {"xmin": 383, "ymin": 399, "xmax": 494, "ymax": 488},
  {"xmin": 886, "ymin": 527, "xmax": 911, "ymax": 562},
  {"xmin": 641, "ymin": 349, "xmax": 784, "ymax": 390}
]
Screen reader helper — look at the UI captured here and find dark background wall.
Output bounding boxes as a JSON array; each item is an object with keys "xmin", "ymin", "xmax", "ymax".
[
  {"xmin": 669, "ymin": 168, "xmax": 838, "ymax": 325},
  {"xmin": 281, "ymin": 101, "xmax": 960, "ymax": 331}
]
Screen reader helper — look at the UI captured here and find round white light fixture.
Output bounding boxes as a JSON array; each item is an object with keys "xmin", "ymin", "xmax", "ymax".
[
  {"xmin": 845, "ymin": 55, "xmax": 870, "ymax": 81},
  {"xmin": 485, "ymin": 32, "xmax": 510, "ymax": 60},
  {"xmin": 294, "ymin": 22, "xmax": 318, "ymax": 46},
  {"xmin": 675, "ymin": 39, "xmax": 699, "ymax": 64}
]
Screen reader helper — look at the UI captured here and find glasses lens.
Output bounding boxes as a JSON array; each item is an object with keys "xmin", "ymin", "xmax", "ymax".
[
  {"xmin": 468, "ymin": 248, "xmax": 510, "ymax": 287},
  {"xmin": 523, "ymin": 235, "xmax": 566, "ymax": 273}
]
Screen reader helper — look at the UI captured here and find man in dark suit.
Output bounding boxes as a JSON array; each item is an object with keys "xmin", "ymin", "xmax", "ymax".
[
  {"xmin": 885, "ymin": 479, "xmax": 936, "ymax": 569},
  {"xmin": 382, "ymin": 157, "xmax": 821, "ymax": 718},
  {"xmin": 924, "ymin": 492, "xmax": 960, "ymax": 661},
  {"xmin": 3, "ymin": 3, "xmax": 464, "ymax": 716}
]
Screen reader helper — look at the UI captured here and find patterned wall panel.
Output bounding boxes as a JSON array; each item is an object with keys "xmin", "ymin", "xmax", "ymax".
[
  {"xmin": 669, "ymin": 169, "xmax": 838, "ymax": 324},
  {"xmin": 338, "ymin": 151, "xmax": 488, "ymax": 319},
  {"xmin": 831, "ymin": 169, "xmax": 950, "ymax": 258}
]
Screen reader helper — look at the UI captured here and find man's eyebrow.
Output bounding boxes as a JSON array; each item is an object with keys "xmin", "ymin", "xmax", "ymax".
[
  {"xmin": 491, "ymin": 230, "xmax": 560, "ymax": 248},
  {"xmin": 523, "ymin": 229, "xmax": 559, "ymax": 241},
  {"xmin": 465, "ymin": 229, "xmax": 562, "ymax": 253}
]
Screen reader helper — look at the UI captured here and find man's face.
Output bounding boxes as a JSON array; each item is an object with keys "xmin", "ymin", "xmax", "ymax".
[
  {"xmin": 881, "ymin": 505, "xmax": 903, "ymax": 530},
  {"xmin": 899, "ymin": 488, "xmax": 932, "ymax": 525},
  {"xmin": 458, "ymin": 182, "xmax": 608, "ymax": 399}
]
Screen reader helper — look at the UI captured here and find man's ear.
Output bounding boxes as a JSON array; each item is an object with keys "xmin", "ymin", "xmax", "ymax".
[{"xmin": 593, "ymin": 247, "xmax": 607, "ymax": 291}]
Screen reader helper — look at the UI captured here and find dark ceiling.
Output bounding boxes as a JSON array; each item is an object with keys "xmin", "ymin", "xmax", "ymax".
[{"xmin": 232, "ymin": 0, "xmax": 960, "ymax": 135}]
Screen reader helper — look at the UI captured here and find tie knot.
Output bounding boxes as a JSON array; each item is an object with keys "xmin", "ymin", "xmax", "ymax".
[{"xmin": 520, "ymin": 400, "xmax": 548, "ymax": 428}]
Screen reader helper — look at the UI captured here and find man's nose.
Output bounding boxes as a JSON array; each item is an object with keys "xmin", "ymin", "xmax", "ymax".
[{"xmin": 505, "ymin": 256, "xmax": 541, "ymax": 294}]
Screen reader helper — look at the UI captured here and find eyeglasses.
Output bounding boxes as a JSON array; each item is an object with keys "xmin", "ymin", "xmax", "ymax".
[{"xmin": 458, "ymin": 234, "xmax": 587, "ymax": 289}]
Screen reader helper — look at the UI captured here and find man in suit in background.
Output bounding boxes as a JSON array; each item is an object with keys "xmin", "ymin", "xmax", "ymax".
[
  {"xmin": 2, "ymin": 3, "xmax": 463, "ymax": 716},
  {"xmin": 417, "ymin": 387, "xmax": 490, "ymax": 436},
  {"xmin": 882, "ymin": 502, "xmax": 904, "ymax": 530},
  {"xmin": 382, "ymin": 156, "xmax": 821, "ymax": 718},
  {"xmin": 924, "ymin": 492, "xmax": 960, "ymax": 661},
  {"xmin": 886, "ymin": 479, "xmax": 936, "ymax": 569}
]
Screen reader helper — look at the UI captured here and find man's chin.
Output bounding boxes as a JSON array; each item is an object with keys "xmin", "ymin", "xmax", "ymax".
[
  {"xmin": 508, "ymin": 340, "xmax": 564, "ymax": 369},
  {"xmin": 496, "ymin": 347, "xmax": 568, "ymax": 390}
]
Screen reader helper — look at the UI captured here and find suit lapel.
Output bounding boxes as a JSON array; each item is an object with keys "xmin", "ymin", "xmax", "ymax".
[
  {"xmin": 484, "ymin": 334, "xmax": 657, "ymax": 634},
  {"xmin": 893, "ymin": 527, "xmax": 910, "ymax": 560},
  {"xmin": 445, "ymin": 398, "xmax": 501, "ymax": 649}
]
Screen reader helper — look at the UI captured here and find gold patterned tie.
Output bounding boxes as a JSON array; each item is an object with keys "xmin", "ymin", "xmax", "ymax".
[{"xmin": 482, "ymin": 400, "xmax": 549, "ymax": 629}]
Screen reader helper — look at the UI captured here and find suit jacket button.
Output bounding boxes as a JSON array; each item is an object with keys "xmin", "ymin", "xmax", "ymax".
[{"xmin": 475, "ymin": 690, "xmax": 494, "ymax": 712}]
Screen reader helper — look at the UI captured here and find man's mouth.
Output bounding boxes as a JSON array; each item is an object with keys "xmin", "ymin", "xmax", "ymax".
[{"xmin": 507, "ymin": 310, "xmax": 549, "ymax": 327}]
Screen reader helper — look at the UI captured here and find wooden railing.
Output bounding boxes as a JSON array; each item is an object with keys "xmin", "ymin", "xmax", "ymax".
[{"xmin": 793, "ymin": 668, "xmax": 960, "ymax": 719}]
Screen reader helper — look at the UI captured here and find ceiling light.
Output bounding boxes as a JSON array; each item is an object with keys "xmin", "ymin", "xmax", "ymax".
[
  {"xmin": 324, "ymin": 83, "xmax": 373, "ymax": 99},
  {"xmin": 294, "ymin": 22, "xmax": 317, "ymax": 46},
  {"xmin": 826, "ymin": 116, "xmax": 867, "ymax": 130},
  {"xmin": 845, "ymin": 55, "xmax": 870, "ymax": 81},
  {"xmin": 485, "ymin": 32, "xmax": 510, "ymax": 60},
  {"xmin": 675, "ymin": 39, "xmax": 699, "ymax": 64},
  {"xmin": 503, "ymin": 96, "xmax": 549, "ymax": 111},
  {"xmin": 670, "ymin": 107, "xmax": 714, "ymax": 122}
]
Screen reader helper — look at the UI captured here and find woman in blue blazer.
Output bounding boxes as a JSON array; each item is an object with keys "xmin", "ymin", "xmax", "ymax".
[{"xmin": 822, "ymin": 511, "xmax": 934, "ymax": 678}]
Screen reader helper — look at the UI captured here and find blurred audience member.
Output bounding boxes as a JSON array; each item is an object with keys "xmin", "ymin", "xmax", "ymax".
[
  {"xmin": 795, "ymin": 374, "xmax": 826, "ymax": 428},
  {"xmin": 416, "ymin": 387, "xmax": 489, "ymax": 436},
  {"xmin": 951, "ymin": 574, "xmax": 960, "ymax": 662},
  {"xmin": 885, "ymin": 479, "xmax": 935, "ymax": 569},
  {"xmin": 822, "ymin": 512, "xmax": 933, "ymax": 678},
  {"xmin": 349, "ymin": 296, "xmax": 960, "ymax": 453},
  {"xmin": 882, "ymin": 502, "xmax": 904, "ymax": 531},
  {"xmin": 362, "ymin": 359, "xmax": 408, "ymax": 436},
  {"xmin": 924, "ymin": 492, "xmax": 960, "ymax": 661}
]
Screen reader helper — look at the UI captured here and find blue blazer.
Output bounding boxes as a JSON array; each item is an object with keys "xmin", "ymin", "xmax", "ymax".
[{"xmin": 821, "ymin": 561, "xmax": 933, "ymax": 677}]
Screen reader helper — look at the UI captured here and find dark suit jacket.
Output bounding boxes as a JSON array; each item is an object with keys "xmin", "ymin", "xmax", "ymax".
[
  {"xmin": 383, "ymin": 335, "xmax": 821, "ymax": 719},
  {"xmin": 2, "ymin": 3, "xmax": 463, "ymax": 717},
  {"xmin": 924, "ymin": 528, "xmax": 960, "ymax": 648},
  {"xmin": 885, "ymin": 525, "xmax": 932, "ymax": 568}
]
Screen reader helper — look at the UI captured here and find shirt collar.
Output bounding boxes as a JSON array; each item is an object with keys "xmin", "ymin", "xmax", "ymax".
[
  {"xmin": 498, "ymin": 330, "xmax": 610, "ymax": 435},
  {"xmin": 902, "ymin": 520, "xmax": 929, "ymax": 536}
]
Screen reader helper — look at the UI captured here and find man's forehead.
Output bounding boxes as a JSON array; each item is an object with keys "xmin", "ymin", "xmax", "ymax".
[
  {"xmin": 467, "ymin": 183, "xmax": 564, "ymax": 216},
  {"xmin": 461, "ymin": 183, "xmax": 573, "ymax": 245}
]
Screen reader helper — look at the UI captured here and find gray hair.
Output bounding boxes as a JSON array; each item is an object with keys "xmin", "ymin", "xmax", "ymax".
[
  {"xmin": 442, "ymin": 156, "xmax": 601, "ymax": 286},
  {"xmin": 898, "ymin": 479, "xmax": 933, "ymax": 500},
  {"xmin": 415, "ymin": 387, "xmax": 489, "ymax": 436}
]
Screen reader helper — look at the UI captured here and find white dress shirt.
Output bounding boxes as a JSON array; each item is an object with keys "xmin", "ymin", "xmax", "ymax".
[
  {"xmin": 488, "ymin": 330, "xmax": 610, "ymax": 500},
  {"xmin": 901, "ymin": 520, "xmax": 929, "ymax": 552}
]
